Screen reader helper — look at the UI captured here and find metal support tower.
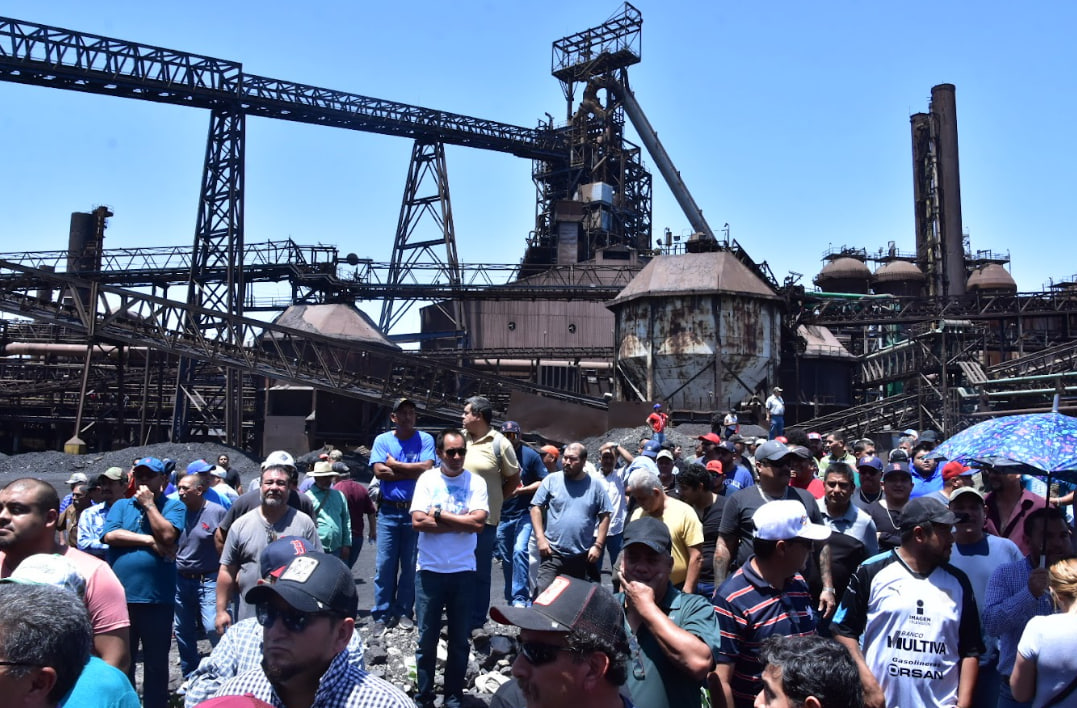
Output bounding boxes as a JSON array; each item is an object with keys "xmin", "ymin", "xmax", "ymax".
[
  {"xmin": 379, "ymin": 141, "xmax": 463, "ymax": 336},
  {"xmin": 172, "ymin": 109, "xmax": 245, "ymax": 444}
]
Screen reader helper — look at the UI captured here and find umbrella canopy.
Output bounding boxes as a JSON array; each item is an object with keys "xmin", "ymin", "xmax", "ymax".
[{"xmin": 934, "ymin": 412, "xmax": 1077, "ymax": 482}]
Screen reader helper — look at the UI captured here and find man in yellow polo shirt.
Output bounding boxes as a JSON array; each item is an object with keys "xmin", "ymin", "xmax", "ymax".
[
  {"xmin": 625, "ymin": 467, "xmax": 704, "ymax": 594},
  {"xmin": 461, "ymin": 396, "xmax": 520, "ymax": 629}
]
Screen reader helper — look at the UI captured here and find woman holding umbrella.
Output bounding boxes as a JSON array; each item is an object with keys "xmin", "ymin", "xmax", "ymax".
[{"xmin": 1011, "ymin": 556, "xmax": 1077, "ymax": 707}]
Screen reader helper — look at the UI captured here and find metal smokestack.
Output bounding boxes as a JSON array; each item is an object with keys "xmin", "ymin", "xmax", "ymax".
[
  {"xmin": 910, "ymin": 111, "xmax": 937, "ymax": 297},
  {"xmin": 930, "ymin": 84, "xmax": 966, "ymax": 296}
]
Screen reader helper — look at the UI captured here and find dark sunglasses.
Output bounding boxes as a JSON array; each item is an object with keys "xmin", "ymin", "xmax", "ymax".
[
  {"xmin": 256, "ymin": 603, "xmax": 335, "ymax": 633},
  {"xmin": 442, "ymin": 447, "xmax": 467, "ymax": 458},
  {"xmin": 518, "ymin": 640, "xmax": 574, "ymax": 666}
]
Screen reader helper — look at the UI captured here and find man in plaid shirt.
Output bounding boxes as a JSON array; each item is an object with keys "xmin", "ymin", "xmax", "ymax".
[
  {"xmin": 183, "ymin": 538, "xmax": 367, "ymax": 707},
  {"xmin": 209, "ymin": 551, "xmax": 409, "ymax": 708}
]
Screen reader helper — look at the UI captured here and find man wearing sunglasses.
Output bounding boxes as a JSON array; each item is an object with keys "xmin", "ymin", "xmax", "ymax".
[
  {"xmin": 411, "ymin": 428, "xmax": 489, "ymax": 708},
  {"xmin": 713, "ymin": 441, "xmax": 835, "ymax": 620},
  {"xmin": 183, "ymin": 537, "xmax": 368, "ymax": 707},
  {"xmin": 491, "ymin": 574, "xmax": 632, "ymax": 708},
  {"xmin": 211, "ymin": 552, "xmax": 410, "ymax": 708},
  {"xmin": 102, "ymin": 456, "xmax": 186, "ymax": 708}
]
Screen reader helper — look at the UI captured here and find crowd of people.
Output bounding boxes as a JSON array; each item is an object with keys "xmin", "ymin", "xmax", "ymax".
[{"xmin": 2, "ymin": 395, "xmax": 1077, "ymax": 708}]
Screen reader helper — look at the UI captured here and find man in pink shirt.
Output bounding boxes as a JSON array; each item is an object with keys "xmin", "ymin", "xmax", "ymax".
[{"xmin": 0, "ymin": 477, "xmax": 131, "ymax": 672}]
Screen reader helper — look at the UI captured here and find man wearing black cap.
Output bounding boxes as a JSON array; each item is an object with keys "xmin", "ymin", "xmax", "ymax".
[
  {"xmin": 370, "ymin": 397, "xmax": 436, "ymax": 631},
  {"xmin": 852, "ymin": 455, "xmax": 884, "ymax": 510},
  {"xmin": 863, "ymin": 460, "xmax": 913, "ymax": 552},
  {"xmin": 212, "ymin": 552, "xmax": 410, "ymax": 708},
  {"xmin": 833, "ymin": 496, "xmax": 983, "ymax": 708},
  {"xmin": 615, "ymin": 517, "xmax": 720, "ymax": 708},
  {"xmin": 183, "ymin": 537, "xmax": 367, "ymax": 707},
  {"xmin": 714, "ymin": 441, "xmax": 835, "ymax": 620},
  {"xmin": 491, "ymin": 575, "xmax": 632, "ymax": 708}
]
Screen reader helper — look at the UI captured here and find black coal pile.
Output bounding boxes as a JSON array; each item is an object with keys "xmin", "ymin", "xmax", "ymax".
[{"xmin": 359, "ymin": 619, "xmax": 519, "ymax": 707}]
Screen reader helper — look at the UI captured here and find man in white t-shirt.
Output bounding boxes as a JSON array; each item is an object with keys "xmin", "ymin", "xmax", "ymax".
[
  {"xmin": 833, "ymin": 496, "xmax": 984, "ymax": 708},
  {"xmin": 410, "ymin": 429, "xmax": 489, "ymax": 708},
  {"xmin": 764, "ymin": 387, "xmax": 785, "ymax": 440}
]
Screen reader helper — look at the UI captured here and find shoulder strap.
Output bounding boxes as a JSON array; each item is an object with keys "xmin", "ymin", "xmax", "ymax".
[{"xmin": 493, "ymin": 434, "xmax": 502, "ymax": 466}]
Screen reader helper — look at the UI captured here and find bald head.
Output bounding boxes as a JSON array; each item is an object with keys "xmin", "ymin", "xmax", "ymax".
[{"xmin": 1, "ymin": 478, "xmax": 59, "ymax": 513}]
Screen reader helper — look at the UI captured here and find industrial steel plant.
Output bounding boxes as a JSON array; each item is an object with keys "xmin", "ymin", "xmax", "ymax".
[{"xmin": 1, "ymin": 4, "xmax": 1074, "ymax": 456}]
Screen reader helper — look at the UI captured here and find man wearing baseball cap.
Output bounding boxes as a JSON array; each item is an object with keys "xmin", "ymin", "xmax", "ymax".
[
  {"xmin": 646, "ymin": 403, "xmax": 669, "ymax": 444},
  {"xmin": 863, "ymin": 460, "xmax": 913, "ymax": 553},
  {"xmin": 183, "ymin": 537, "xmax": 367, "ymax": 707},
  {"xmin": 852, "ymin": 455, "xmax": 884, "ymax": 510},
  {"xmin": 102, "ymin": 457, "xmax": 185, "ymax": 707},
  {"xmin": 834, "ymin": 496, "xmax": 984, "ymax": 708},
  {"xmin": 490, "ymin": 575, "xmax": 631, "ymax": 708},
  {"xmin": 765, "ymin": 386, "xmax": 785, "ymax": 440},
  {"xmin": 59, "ymin": 471, "xmax": 89, "ymax": 514},
  {"xmin": 211, "ymin": 552, "xmax": 410, "ymax": 708},
  {"xmin": 713, "ymin": 499, "xmax": 830, "ymax": 707},
  {"xmin": 714, "ymin": 441, "xmax": 836, "ymax": 620},
  {"xmin": 370, "ymin": 397, "xmax": 436, "ymax": 631},
  {"xmin": 615, "ymin": 517, "xmax": 719, "ymax": 708},
  {"xmin": 947, "ymin": 487, "xmax": 1022, "ymax": 708}
]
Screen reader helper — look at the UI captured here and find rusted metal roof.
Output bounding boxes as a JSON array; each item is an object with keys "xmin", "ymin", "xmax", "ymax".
[
  {"xmin": 607, "ymin": 252, "xmax": 777, "ymax": 308},
  {"xmin": 797, "ymin": 324, "xmax": 856, "ymax": 359},
  {"xmin": 270, "ymin": 304, "xmax": 399, "ymax": 348}
]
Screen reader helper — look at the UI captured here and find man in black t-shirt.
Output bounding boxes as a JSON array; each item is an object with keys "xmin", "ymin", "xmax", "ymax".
[
  {"xmin": 677, "ymin": 463, "xmax": 725, "ymax": 598},
  {"xmin": 864, "ymin": 461, "xmax": 912, "ymax": 552}
]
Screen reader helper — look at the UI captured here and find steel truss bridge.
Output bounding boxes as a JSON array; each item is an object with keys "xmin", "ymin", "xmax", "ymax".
[{"xmin": 0, "ymin": 11, "xmax": 660, "ymax": 445}]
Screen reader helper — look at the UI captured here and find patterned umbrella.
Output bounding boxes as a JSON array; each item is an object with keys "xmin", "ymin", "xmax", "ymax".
[{"xmin": 934, "ymin": 412, "xmax": 1077, "ymax": 482}]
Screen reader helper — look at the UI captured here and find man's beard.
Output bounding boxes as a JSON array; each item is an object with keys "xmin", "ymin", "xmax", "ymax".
[{"xmin": 262, "ymin": 653, "xmax": 301, "ymax": 684}]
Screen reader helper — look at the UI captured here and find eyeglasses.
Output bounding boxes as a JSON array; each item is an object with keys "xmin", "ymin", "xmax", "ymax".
[
  {"xmin": 256, "ymin": 603, "xmax": 335, "ymax": 633},
  {"xmin": 518, "ymin": 641, "xmax": 575, "ymax": 666},
  {"xmin": 442, "ymin": 448, "xmax": 467, "ymax": 458}
]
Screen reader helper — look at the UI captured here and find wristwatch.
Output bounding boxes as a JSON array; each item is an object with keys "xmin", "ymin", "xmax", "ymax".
[{"xmin": 433, "ymin": 507, "xmax": 442, "ymax": 521}]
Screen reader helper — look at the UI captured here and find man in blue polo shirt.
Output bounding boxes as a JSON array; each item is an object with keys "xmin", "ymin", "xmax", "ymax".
[
  {"xmin": 370, "ymin": 397, "xmax": 436, "ymax": 632},
  {"xmin": 103, "ymin": 456, "xmax": 185, "ymax": 708},
  {"xmin": 713, "ymin": 499, "xmax": 831, "ymax": 708}
]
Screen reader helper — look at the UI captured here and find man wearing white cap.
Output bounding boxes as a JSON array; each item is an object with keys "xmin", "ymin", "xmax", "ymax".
[
  {"xmin": 764, "ymin": 386, "xmax": 785, "ymax": 440},
  {"xmin": 713, "ymin": 499, "xmax": 831, "ymax": 708},
  {"xmin": 59, "ymin": 472, "xmax": 89, "ymax": 514}
]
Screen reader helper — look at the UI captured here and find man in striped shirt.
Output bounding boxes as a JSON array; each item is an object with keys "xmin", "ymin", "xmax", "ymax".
[{"xmin": 713, "ymin": 499, "xmax": 831, "ymax": 708}]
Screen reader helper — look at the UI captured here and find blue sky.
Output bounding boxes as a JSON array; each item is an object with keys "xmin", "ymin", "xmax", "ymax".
[{"xmin": 2, "ymin": 1, "xmax": 1074, "ymax": 334}]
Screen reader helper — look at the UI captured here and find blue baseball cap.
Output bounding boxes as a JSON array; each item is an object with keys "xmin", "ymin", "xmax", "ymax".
[
  {"xmin": 641, "ymin": 440, "xmax": 663, "ymax": 458},
  {"xmin": 501, "ymin": 421, "xmax": 522, "ymax": 434},
  {"xmin": 186, "ymin": 459, "xmax": 214, "ymax": 475},
  {"xmin": 259, "ymin": 536, "xmax": 317, "ymax": 579},
  {"xmin": 133, "ymin": 457, "xmax": 165, "ymax": 475},
  {"xmin": 857, "ymin": 455, "xmax": 884, "ymax": 472}
]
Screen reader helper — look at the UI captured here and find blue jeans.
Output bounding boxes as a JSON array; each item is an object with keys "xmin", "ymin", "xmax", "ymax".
[
  {"xmin": 174, "ymin": 574, "xmax": 220, "ymax": 676},
  {"xmin": 497, "ymin": 515, "xmax": 534, "ymax": 605},
  {"xmin": 127, "ymin": 603, "xmax": 174, "ymax": 708},
  {"xmin": 472, "ymin": 524, "xmax": 497, "ymax": 628},
  {"xmin": 769, "ymin": 415, "xmax": 785, "ymax": 439},
  {"xmin": 653, "ymin": 431, "xmax": 666, "ymax": 444},
  {"xmin": 372, "ymin": 505, "xmax": 418, "ymax": 621},
  {"xmin": 602, "ymin": 532, "xmax": 623, "ymax": 571},
  {"xmin": 345, "ymin": 535, "xmax": 364, "ymax": 568},
  {"xmin": 416, "ymin": 569, "xmax": 473, "ymax": 708}
]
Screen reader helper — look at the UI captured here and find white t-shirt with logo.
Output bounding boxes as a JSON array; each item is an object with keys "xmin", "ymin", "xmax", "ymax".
[{"xmin": 410, "ymin": 468, "xmax": 489, "ymax": 574}]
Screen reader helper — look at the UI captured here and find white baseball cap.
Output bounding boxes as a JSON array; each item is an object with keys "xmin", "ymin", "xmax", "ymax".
[
  {"xmin": 0, "ymin": 553, "xmax": 86, "ymax": 597},
  {"xmin": 753, "ymin": 500, "xmax": 831, "ymax": 542}
]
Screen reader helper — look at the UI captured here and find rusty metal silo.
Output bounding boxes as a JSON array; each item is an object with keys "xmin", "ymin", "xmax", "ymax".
[{"xmin": 606, "ymin": 252, "xmax": 781, "ymax": 411}]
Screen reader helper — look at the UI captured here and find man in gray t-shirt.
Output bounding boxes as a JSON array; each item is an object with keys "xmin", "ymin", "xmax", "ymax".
[
  {"xmin": 215, "ymin": 466, "xmax": 321, "ymax": 629},
  {"xmin": 530, "ymin": 442, "xmax": 611, "ymax": 593}
]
